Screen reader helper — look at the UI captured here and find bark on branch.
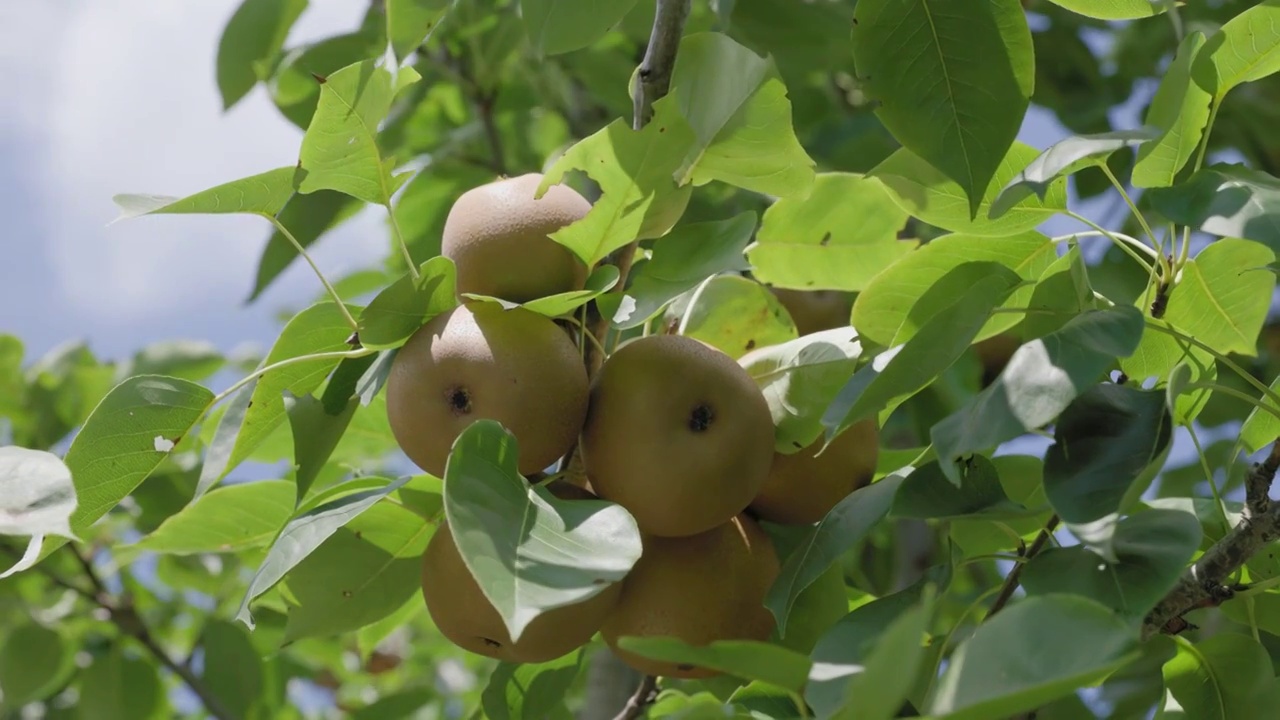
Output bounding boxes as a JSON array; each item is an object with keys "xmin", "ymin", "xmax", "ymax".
[
  {"xmin": 611, "ymin": 675, "xmax": 659, "ymax": 720},
  {"xmin": 1142, "ymin": 441, "xmax": 1280, "ymax": 639}
]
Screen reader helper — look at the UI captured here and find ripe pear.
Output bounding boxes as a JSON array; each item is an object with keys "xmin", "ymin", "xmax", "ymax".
[
  {"xmin": 386, "ymin": 302, "xmax": 588, "ymax": 476},
  {"xmin": 750, "ymin": 419, "xmax": 879, "ymax": 525},
  {"xmin": 582, "ymin": 335, "xmax": 775, "ymax": 537},
  {"xmin": 442, "ymin": 173, "xmax": 590, "ymax": 303},
  {"xmin": 770, "ymin": 289, "xmax": 855, "ymax": 336},
  {"xmin": 602, "ymin": 515, "xmax": 779, "ymax": 678},
  {"xmin": 421, "ymin": 483, "xmax": 622, "ymax": 663}
]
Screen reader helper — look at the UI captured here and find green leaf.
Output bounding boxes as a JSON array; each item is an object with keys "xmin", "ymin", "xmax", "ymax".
[
  {"xmin": 617, "ymin": 637, "xmax": 811, "ymax": 693},
  {"xmin": 296, "ymin": 59, "xmax": 421, "ymax": 205},
  {"xmin": 819, "ymin": 591, "xmax": 934, "ymax": 720},
  {"xmin": 739, "ymin": 327, "xmax": 864, "ymax": 453},
  {"xmin": 386, "ymin": 0, "xmax": 450, "ymax": 60},
  {"xmin": 51, "ymin": 376, "xmax": 213, "ymax": 548},
  {"xmin": 200, "ymin": 620, "xmax": 267, "ymax": 719},
  {"xmin": 927, "ymin": 595, "xmax": 1139, "ymax": 719},
  {"xmin": 673, "ymin": 275, "xmax": 797, "ymax": 359},
  {"xmin": 891, "ymin": 456, "xmax": 1030, "ymax": 520},
  {"xmin": 393, "ymin": 164, "xmax": 495, "ymax": 268},
  {"xmin": 1133, "ymin": 32, "xmax": 1214, "ymax": 189},
  {"xmin": 481, "ymin": 650, "xmax": 584, "ymax": 720},
  {"xmin": 117, "ymin": 340, "xmax": 224, "ymax": 382},
  {"xmin": 1164, "ymin": 237, "xmax": 1275, "ymax": 356},
  {"xmin": 731, "ymin": 682, "xmax": 804, "ymax": 720},
  {"xmin": 521, "ymin": 0, "xmax": 638, "ymax": 55},
  {"xmin": 539, "ymin": 97, "xmax": 696, "ymax": 266},
  {"xmin": 870, "ymin": 143, "xmax": 1068, "ymax": 237},
  {"xmin": 0, "ymin": 622, "xmax": 75, "ymax": 707},
  {"xmin": 124, "ymin": 480, "xmax": 294, "ymax": 556},
  {"xmin": 764, "ymin": 470, "xmax": 908, "ymax": 636},
  {"xmin": 1022, "ymin": 244, "xmax": 1095, "ymax": 340},
  {"xmin": 1146, "ymin": 165, "xmax": 1280, "ymax": 252},
  {"xmin": 824, "ymin": 264, "xmax": 1022, "ymax": 437},
  {"xmin": 930, "ymin": 306, "xmax": 1145, "ymax": 483},
  {"xmin": 1163, "ymin": 633, "xmax": 1275, "ymax": 719},
  {"xmin": 284, "ymin": 394, "xmax": 358, "ymax": 500},
  {"xmin": 669, "ymin": 32, "xmax": 815, "ymax": 197},
  {"xmin": 216, "ymin": 0, "xmax": 307, "ymax": 109},
  {"xmin": 357, "ymin": 257, "xmax": 458, "ymax": 350},
  {"xmin": 1043, "ymin": 385, "xmax": 1173, "ymax": 525},
  {"xmin": 0, "ymin": 447, "xmax": 78, "ymax": 568},
  {"xmin": 853, "ymin": 0, "xmax": 1033, "ymax": 216},
  {"xmin": 991, "ymin": 128, "xmax": 1160, "ymax": 218},
  {"xmin": 466, "ymin": 265, "xmax": 622, "ymax": 318},
  {"xmin": 349, "ymin": 689, "xmax": 435, "ymax": 720},
  {"xmin": 614, "ymin": 212, "xmax": 756, "ymax": 329},
  {"xmin": 235, "ymin": 475, "xmax": 410, "ymax": 628},
  {"xmin": 746, "ymin": 173, "xmax": 913, "ymax": 292},
  {"xmin": 1120, "ymin": 322, "xmax": 1216, "ymax": 425},
  {"xmin": 1241, "ymin": 375, "xmax": 1280, "ymax": 454},
  {"xmin": 1044, "ymin": 0, "xmax": 1164, "ymax": 20},
  {"xmin": 249, "ymin": 190, "xmax": 363, "ymax": 302},
  {"xmin": 112, "ymin": 166, "xmax": 297, "ymax": 221},
  {"xmin": 1022, "ymin": 509, "xmax": 1200, "ymax": 620},
  {"xmin": 444, "ymin": 420, "xmax": 642, "ymax": 642},
  {"xmin": 283, "ymin": 498, "xmax": 433, "ymax": 641},
  {"xmin": 270, "ymin": 29, "xmax": 387, "ymax": 129},
  {"xmin": 1191, "ymin": 1, "xmax": 1280, "ymax": 99},
  {"xmin": 209, "ymin": 302, "xmax": 360, "ymax": 494},
  {"xmin": 852, "ymin": 231, "xmax": 1056, "ymax": 347},
  {"xmin": 79, "ymin": 644, "xmax": 168, "ymax": 720}
]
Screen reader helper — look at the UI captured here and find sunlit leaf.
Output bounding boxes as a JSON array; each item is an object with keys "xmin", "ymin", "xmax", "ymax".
[
  {"xmin": 357, "ymin": 257, "xmax": 458, "ymax": 350},
  {"xmin": 673, "ymin": 275, "xmax": 797, "ymax": 359},
  {"xmin": 614, "ymin": 212, "xmax": 756, "ymax": 329},
  {"xmin": 1133, "ymin": 32, "xmax": 1213, "ymax": 189},
  {"xmin": 746, "ymin": 173, "xmax": 913, "ymax": 292},
  {"xmin": 1191, "ymin": 1, "xmax": 1280, "ymax": 99},
  {"xmin": 481, "ymin": 650, "xmax": 584, "ymax": 720},
  {"xmin": 669, "ymin": 32, "xmax": 816, "ymax": 197},
  {"xmin": 125, "ymin": 480, "xmax": 294, "ymax": 556},
  {"xmin": 112, "ymin": 166, "xmax": 297, "ymax": 222},
  {"xmin": 539, "ymin": 97, "xmax": 695, "ymax": 266},
  {"xmin": 871, "ymin": 144, "xmax": 1068, "ymax": 237},
  {"xmin": 235, "ymin": 476, "xmax": 410, "ymax": 628},
  {"xmin": 1163, "ymin": 237, "xmax": 1275, "ymax": 356},
  {"xmin": 739, "ymin": 327, "xmax": 864, "ymax": 453},
  {"xmin": 1044, "ymin": 0, "xmax": 1164, "ymax": 20},
  {"xmin": 467, "ymin": 265, "xmax": 621, "ymax": 318},
  {"xmin": 0, "ymin": 446, "xmax": 77, "ymax": 554},
  {"xmin": 1145, "ymin": 165, "xmax": 1280, "ymax": 252},
  {"xmin": 852, "ymin": 231, "xmax": 1056, "ymax": 347},
  {"xmin": 853, "ymin": 0, "xmax": 1033, "ymax": 216},
  {"xmin": 617, "ymin": 637, "xmax": 811, "ymax": 692},
  {"xmin": 1163, "ymin": 633, "xmax": 1275, "ymax": 719},
  {"xmin": 296, "ymin": 59, "xmax": 421, "ymax": 205},
  {"xmin": 445, "ymin": 420, "xmax": 642, "ymax": 641},
  {"xmin": 386, "ymin": 0, "xmax": 450, "ymax": 60}
]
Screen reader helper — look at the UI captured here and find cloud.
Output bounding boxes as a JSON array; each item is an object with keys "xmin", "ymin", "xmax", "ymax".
[{"xmin": 30, "ymin": 0, "xmax": 386, "ymax": 326}]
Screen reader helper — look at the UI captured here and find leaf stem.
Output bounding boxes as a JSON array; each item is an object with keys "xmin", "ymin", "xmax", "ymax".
[
  {"xmin": 1064, "ymin": 211, "xmax": 1156, "ymax": 276},
  {"xmin": 1051, "ymin": 230, "xmax": 1158, "ymax": 259},
  {"xmin": 267, "ymin": 216, "xmax": 359, "ymax": 331},
  {"xmin": 210, "ymin": 348, "xmax": 375, "ymax": 407},
  {"xmin": 1099, "ymin": 163, "xmax": 1158, "ymax": 249},
  {"xmin": 1143, "ymin": 321, "xmax": 1280, "ymax": 409},
  {"xmin": 1185, "ymin": 421, "xmax": 1234, "ymax": 537},
  {"xmin": 1192, "ymin": 99, "xmax": 1221, "ymax": 174},
  {"xmin": 386, "ymin": 204, "xmax": 420, "ymax": 281},
  {"xmin": 985, "ymin": 514, "xmax": 1060, "ymax": 620},
  {"xmin": 676, "ymin": 274, "xmax": 716, "ymax": 336},
  {"xmin": 1182, "ymin": 381, "xmax": 1280, "ymax": 423}
]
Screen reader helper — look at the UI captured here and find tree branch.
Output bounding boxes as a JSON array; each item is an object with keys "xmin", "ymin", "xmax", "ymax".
[
  {"xmin": 64, "ymin": 547, "xmax": 235, "ymax": 720},
  {"xmin": 985, "ymin": 515, "xmax": 1059, "ymax": 620},
  {"xmin": 1143, "ymin": 441, "xmax": 1280, "ymax": 639},
  {"xmin": 611, "ymin": 675, "xmax": 659, "ymax": 720}
]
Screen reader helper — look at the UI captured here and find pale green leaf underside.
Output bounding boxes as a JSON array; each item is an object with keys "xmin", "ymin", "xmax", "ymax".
[{"xmin": 112, "ymin": 166, "xmax": 297, "ymax": 222}]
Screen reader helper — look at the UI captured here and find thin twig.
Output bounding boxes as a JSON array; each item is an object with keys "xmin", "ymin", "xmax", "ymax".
[
  {"xmin": 611, "ymin": 676, "xmax": 659, "ymax": 720},
  {"xmin": 1143, "ymin": 440, "xmax": 1280, "ymax": 639},
  {"xmin": 47, "ymin": 547, "xmax": 236, "ymax": 720},
  {"xmin": 985, "ymin": 515, "xmax": 1060, "ymax": 620}
]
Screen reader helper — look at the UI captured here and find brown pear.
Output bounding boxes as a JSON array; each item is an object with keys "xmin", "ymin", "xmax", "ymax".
[
  {"xmin": 421, "ymin": 483, "xmax": 622, "ymax": 663},
  {"xmin": 442, "ymin": 173, "xmax": 590, "ymax": 302},
  {"xmin": 581, "ymin": 335, "xmax": 775, "ymax": 537},
  {"xmin": 386, "ymin": 302, "xmax": 588, "ymax": 476},
  {"xmin": 750, "ymin": 419, "xmax": 879, "ymax": 525},
  {"xmin": 973, "ymin": 332, "xmax": 1022, "ymax": 387},
  {"xmin": 770, "ymin": 288, "xmax": 855, "ymax": 336},
  {"xmin": 602, "ymin": 515, "xmax": 779, "ymax": 679}
]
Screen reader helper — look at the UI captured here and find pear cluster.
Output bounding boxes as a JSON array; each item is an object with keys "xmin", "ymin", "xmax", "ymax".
[{"xmin": 386, "ymin": 174, "xmax": 880, "ymax": 675}]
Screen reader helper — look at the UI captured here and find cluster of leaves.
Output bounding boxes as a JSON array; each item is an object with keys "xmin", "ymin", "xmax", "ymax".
[{"xmin": 8, "ymin": 0, "xmax": 1280, "ymax": 719}]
